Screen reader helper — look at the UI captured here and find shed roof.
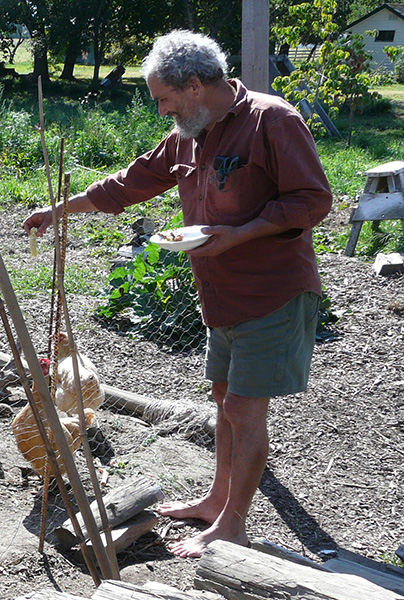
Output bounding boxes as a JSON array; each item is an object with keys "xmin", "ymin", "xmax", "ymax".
[{"xmin": 346, "ymin": 3, "xmax": 404, "ymax": 29}]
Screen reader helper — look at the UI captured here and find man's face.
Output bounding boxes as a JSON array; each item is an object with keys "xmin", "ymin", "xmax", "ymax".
[{"xmin": 147, "ymin": 75, "xmax": 210, "ymax": 138}]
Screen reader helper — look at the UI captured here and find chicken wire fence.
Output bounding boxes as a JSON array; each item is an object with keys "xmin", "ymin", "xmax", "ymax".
[
  {"xmin": 96, "ymin": 217, "xmax": 207, "ymax": 354},
  {"xmin": 0, "ymin": 318, "xmax": 215, "ymax": 555}
]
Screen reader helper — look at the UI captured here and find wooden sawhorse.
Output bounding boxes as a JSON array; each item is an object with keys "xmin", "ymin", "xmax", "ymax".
[{"xmin": 345, "ymin": 161, "xmax": 404, "ymax": 257}]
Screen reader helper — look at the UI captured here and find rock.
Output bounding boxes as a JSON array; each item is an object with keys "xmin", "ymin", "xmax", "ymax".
[
  {"xmin": 0, "ymin": 403, "xmax": 13, "ymax": 417},
  {"xmin": 373, "ymin": 252, "xmax": 404, "ymax": 276}
]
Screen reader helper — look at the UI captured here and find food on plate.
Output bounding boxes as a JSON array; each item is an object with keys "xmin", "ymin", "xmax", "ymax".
[
  {"xmin": 150, "ymin": 225, "xmax": 211, "ymax": 251},
  {"xmin": 157, "ymin": 229, "xmax": 184, "ymax": 242}
]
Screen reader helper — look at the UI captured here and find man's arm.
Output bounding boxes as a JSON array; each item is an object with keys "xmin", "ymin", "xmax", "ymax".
[{"xmin": 24, "ymin": 193, "xmax": 99, "ymax": 237}]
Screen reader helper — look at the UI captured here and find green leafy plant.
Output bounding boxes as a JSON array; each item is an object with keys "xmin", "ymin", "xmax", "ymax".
[
  {"xmin": 96, "ymin": 214, "xmax": 205, "ymax": 351},
  {"xmin": 316, "ymin": 290, "xmax": 340, "ymax": 342},
  {"xmin": 384, "ymin": 45, "xmax": 404, "ymax": 84}
]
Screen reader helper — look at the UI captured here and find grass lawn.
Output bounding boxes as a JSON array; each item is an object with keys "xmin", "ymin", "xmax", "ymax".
[
  {"xmin": 8, "ymin": 40, "xmax": 143, "ymax": 84},
  {"xmin": 373, "ymin": 84, "xmax": 404, "ymax": 102}
]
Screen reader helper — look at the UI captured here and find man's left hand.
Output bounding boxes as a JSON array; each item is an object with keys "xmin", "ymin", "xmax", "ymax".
[{"xmin": 186, "ymin": 225, "xmax": 242, "ymax": 257}]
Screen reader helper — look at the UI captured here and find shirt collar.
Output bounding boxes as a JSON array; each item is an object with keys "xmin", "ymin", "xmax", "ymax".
[{"xmin": 227, "ymin": 78, "xmax": 248, "ymax": 117}]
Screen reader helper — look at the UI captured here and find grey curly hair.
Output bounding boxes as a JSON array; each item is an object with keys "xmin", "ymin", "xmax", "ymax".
[{"xmin": 142, "ymin": 30, "xmax": 228, "ymax": 89}]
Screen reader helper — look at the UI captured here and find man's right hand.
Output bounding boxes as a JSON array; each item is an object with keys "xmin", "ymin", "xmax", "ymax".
[{"xmin": 24, "ymin": 207, "xmax": 55, "ymax": 237}]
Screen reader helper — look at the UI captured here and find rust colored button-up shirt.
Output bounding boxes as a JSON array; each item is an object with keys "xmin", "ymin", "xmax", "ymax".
[{"xmin": 87, "ymin": 79, "xmax": 332, "ymax": 327}]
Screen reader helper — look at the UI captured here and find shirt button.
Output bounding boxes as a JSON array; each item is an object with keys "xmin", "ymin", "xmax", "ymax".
[
  {"xmin": 203, "ymin": 281, "xmax": 210, "ymax": 288},
  {"xmin": 198, "ymin": 195, "xmax": 203, "ymax": 201},
  {"xmin": 201, "ymin": 164, "xmax": 206, "ymax": 170}
]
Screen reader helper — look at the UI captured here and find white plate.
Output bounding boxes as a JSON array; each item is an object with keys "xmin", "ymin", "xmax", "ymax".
[{"xmin": 150, "ymin": 225, "xmax": 211, "ymax": 251}]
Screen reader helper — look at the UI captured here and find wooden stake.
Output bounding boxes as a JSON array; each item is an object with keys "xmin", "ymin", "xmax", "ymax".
[{"xmin": 37, "ymin": 76, "xmax": 119, "ymax": 581}]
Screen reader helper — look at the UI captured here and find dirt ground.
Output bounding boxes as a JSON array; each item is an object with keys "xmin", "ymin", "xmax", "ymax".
[{"xmin": 0, "ymin": 204, "xmax": 404, "ymax": 599}]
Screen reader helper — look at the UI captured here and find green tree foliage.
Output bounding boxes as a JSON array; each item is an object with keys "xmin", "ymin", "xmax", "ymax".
[
  {"xmin": 384, "ymin": 44, "xmax": 404, "ymax": 83},
  {"xmin": 348, "ymin": 0, "xmax": 385, "ymax": 23},
  {"xmin": 270, "ymin": 0, "xmax": 351, "ymax": 52},
  {"xmin": 0, "ymin": 1, "xmax": 25, "ymax": 64},
  {"xmin": 272, "ymin": 0, "xmax": 380, "ymax": 145},
  {"xmin": 48, "ymin": 0, "xmax": 92, "ymax": 80}
]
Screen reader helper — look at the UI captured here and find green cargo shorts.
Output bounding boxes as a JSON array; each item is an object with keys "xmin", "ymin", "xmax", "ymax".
[{"xmin": 205, "ymin": 291, "xmax": 320, "ymax": 398}]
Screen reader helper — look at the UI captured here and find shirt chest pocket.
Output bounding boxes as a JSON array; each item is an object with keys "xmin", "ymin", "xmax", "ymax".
[{"xmin": 206, "ymin": 163, "xmax": 256, "ymax": 221}]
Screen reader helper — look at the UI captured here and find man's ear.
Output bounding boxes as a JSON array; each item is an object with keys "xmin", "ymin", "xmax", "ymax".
[{"xmin": 187, "ymin": 76, "xmax": 202, "ymax": 94}]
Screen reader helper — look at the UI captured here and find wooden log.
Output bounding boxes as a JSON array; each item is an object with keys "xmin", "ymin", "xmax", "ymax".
[
  {"xmin": 252, "ymin": 538, "xmax": 331, "ymax": 571},
  {"xmin": 396, "ymin": 545, "xmax": 404, "ymax": 563},
  {"xmin": 53, "ymin": 476, "xmax": 163, "ymax": 548},
  {"xmin": 79, "ymin": 510, "xmax": 158, "ymax": 556},
  {"xmin": 93, "ymin": 580, "xmax": 222, "ymax": 600},
  {"xmin": 195, "ymin": 540, "xmax": 404, "ymax": 600},
  {"xmin": 102, "ymin": 384, "xmax": 216, "ymax": 439},
  {"xmin": 324, "ymin": 557, "xmax": 404, "ymax": 596}
]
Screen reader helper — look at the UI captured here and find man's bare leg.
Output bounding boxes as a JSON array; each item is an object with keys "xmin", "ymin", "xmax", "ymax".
[
  {"xmin": 157, "ymin": 382, "xmax": 231, "ymax": 524},
  {"xmin": 167, "ymin": 391, "xmax": 269, "ymax": 557}
]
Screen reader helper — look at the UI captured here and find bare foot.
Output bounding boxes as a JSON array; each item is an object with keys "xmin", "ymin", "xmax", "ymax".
[
  {"xmin": 168, "ymin": 523, "xmax": 250, "ymax": 558},
  {"xmin": 156, "ymin": 498, "xmax": 223, "ymax": 524}
]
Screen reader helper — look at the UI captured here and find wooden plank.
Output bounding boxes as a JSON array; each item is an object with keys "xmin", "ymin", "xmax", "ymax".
[
  {"xmin": 351, "ymin": 193, "xmax": 404, "ymax": 222},
  {"xmin": 337, "ymin": 548, "xmax": 404, "ymax": 579},
  {"xmin": 53, "ymin": 476, "xmax": 163, "ymax": 548},
  {"xmin": 387, "ymin": 175, "xmax": 397, "ymax": 193},
  {"xmin": 345, "ymin": 221, "xmax": 363, "ymax": 257},
  {"xmin": 252, "ymin": 538, "xmax": 331, "ymax": 571},
  {"xmin": 195, "ymin": 540, "xmax": 404, "ymax": 600},
  {"xmin": 92, "ymin": 580, "xmax": 222, "ymax": 600},
  {"xmin": 364, "ymin": 177, "xmax": 381, "ymax": 194},
  {"xmin": 364, "ymin": 162, "xmax": 404, "ymax": 177},
  {"xmin": 84, "ymin": 510, "xmax": 158, "ymax": 555},
  {"xmin": 325, "ymin": 558, "xmax": 404, "ymax": 596}
]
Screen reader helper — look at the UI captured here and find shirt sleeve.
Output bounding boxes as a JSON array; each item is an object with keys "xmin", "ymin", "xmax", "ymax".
[
  {"xmin": 259, "ymin": 113, "xmax": 332, "ymax": 232},
  {"xmin": 86, "ymin": 134, "xmax": 178, "ymax": 214}
]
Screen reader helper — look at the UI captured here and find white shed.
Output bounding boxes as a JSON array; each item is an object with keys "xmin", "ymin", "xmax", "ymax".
[{"xmin": 345, "ymin": 3, "xmax": 404, "ymax": 70}]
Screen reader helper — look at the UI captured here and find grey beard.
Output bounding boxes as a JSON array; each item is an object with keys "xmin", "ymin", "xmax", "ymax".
[{"xmin": 175, "ymin": 106, "xmax": 211, "ymax": 139}]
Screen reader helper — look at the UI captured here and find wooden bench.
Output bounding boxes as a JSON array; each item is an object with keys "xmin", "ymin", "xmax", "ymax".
[{"xmin": 345, "ymin": 161, "xmax": 404, "ymax": 257}]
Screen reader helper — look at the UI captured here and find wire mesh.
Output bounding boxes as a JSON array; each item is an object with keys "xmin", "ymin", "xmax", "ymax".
[{"xmin": 0, "ymin": 324, "xmax": 215, "ymax": 555}]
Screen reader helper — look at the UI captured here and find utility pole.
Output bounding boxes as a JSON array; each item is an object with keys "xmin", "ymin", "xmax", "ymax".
[{"xmin": 241, "ymin": 0, "xmax": 269, "ymax": 93}]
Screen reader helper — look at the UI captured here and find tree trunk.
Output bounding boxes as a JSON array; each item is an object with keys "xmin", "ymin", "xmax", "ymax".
[
  {"xmin": 92, "ymin": 8, "xmax": 106, "ymax": 86},
  {"xmin": 60, "ymin": 43, "xmax": 80, "ymax": 80},
  {"xmin": 32, "ymin": 41, "xmax": 50, "ymax": 82},
  {"xmin": 182, "ymin": 0, "xmax": 194, "ymax": 29}
]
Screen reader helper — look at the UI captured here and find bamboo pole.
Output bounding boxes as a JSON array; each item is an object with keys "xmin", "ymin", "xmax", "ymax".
[
  {"xmin": 0, "ymin": 298, "xmax": 102, "ymax": 585},
  {"xmin": 37, "ymin": 77, "xmax": 119, "ymax": 580},
  {"xmin": 58, "ymin": 174, "xmax": 120, "ymax": 579},
  {"xmin": 47, "ymin": 137, "xmax": 65, "ymax": 359}
]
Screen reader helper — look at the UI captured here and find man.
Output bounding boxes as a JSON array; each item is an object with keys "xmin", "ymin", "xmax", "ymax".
[{"xmin": 24, "ymin": 30, "xmax": 332, "ymax": 558}]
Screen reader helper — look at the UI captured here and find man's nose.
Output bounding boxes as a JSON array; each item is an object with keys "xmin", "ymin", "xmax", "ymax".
[{"xmin": 158, "ymin": 101, "xmax": 168, "ymax": 117}]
